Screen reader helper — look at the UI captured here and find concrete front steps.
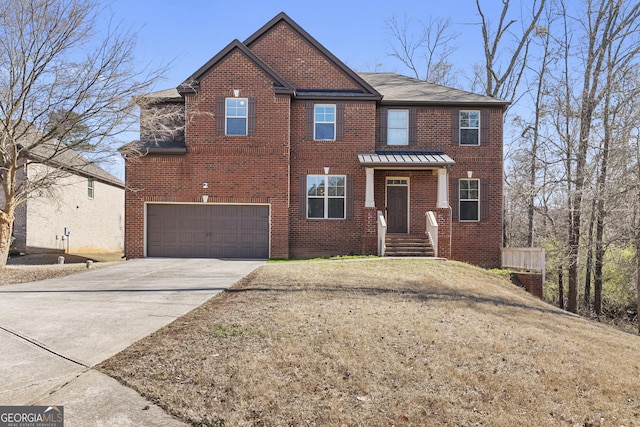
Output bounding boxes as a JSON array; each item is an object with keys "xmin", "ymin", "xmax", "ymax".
[{"xmin": 384, "ymin": 234, "xmax": 435, "ymax": 257}]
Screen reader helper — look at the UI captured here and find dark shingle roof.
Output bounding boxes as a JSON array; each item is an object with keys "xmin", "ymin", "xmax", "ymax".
[{"xmin": 358, "ymin": 73, "xmax": 509, "ymax": 106}]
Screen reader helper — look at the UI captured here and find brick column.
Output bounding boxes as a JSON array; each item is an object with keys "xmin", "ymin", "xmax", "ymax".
[
  {"xmin": 436, "ymin": 207, "xmax": 451, "ymax": 259},
  {"xmin": 361, "ymin": 207, "xmax": 378, "ymax": 255}
]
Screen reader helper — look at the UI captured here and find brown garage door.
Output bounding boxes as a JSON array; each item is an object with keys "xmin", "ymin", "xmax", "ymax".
[{"xmin": 147, "ymin": 204, "xmax": 269, "ymax": 258}]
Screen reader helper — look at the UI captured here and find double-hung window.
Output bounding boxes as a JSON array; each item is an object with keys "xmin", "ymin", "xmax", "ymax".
[
  {"xmin": 387, "ymin": 109, "xmax": 409, "ymax": 145},
  {"xmin": 314, "ymin": 104, "xmax": 336, "ymax": 140},
  {"xmin": 307, "ymin": 175, "xmax": 345, "ymax": 219},
  {"xmin": 226, "ymin": 98, "xmax": 248, "ymax": 136},
  {"xmin": 87, "ymin": 178, "xmax": 94, "ymax": 199},
  {"xmin": 459, "ymin": 110, "xmax": 480, "ymax": 146},
  {"xmin": 459, "ymin": 179, "xmax": 479, "ymax": 221}
]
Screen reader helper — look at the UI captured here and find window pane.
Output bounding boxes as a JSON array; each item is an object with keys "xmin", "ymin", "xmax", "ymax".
[
  {"xmin": 315, "ymin": 105, "xmax": 335, "ymax": 122},
  {"xmin": 328, "ymin": 176, "xmax": 345, "ymax": 196},
  {"xmin": 307, "ymin": 176, "xmax": 325, "ymax": 196},
  {"xmin": 315, "ymin": 123, "xmax": 335, "ymax": 140},
  {"xmin": 226, "ymin": 98, "xmax": 247, "ymax": 115},
  {"xmin": 388, "ymin": 110, "xmax": 408, "ymax": 127},
  {"xmin": 460, "ymin": 129, "xmax": 478, "ymax": 145},
  {"xmin": 328, "ymin": 199, "xmax": 345, "ymax": 219},
  {"xmin": 227, "ymin": 118, "xmax": 247, "ymax": 135},
  {"xmin": 308, "ymin": 198, "xmax": 324, "ymax": 218},
  {"xmin": 388, "ymin": 128, "xmax": 408, "ymax": 145},
  {"xmin": 460, "ymin": 201, "xmax": 479, "ymax": 221},
  {"xmin": 460, "ymin": 111, "xmax": 479, "ymax": 127}
]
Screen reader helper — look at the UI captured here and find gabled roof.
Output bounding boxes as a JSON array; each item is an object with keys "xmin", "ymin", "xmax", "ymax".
[
  {"xmin": 28, "ymin": 143, "xmax": 124, "ymax": 188},
  {"xmin": 177, "ymin": 39, "xmax": 294, "ymax": 96},
  {"xmin": 359, "ymin": 73, "xmax": 510, "ymax": 107},
  {"xmin": 244, "ymin": 12, "xmax": 381, "ymax": 100}
]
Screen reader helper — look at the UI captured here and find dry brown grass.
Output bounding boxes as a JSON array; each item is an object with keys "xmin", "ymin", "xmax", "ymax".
[
  {"xmin": 98, "ymin": 259, "xmax": 640, "ymax": 426},
  {"xmin": 1, "ymin": 253, "xmax": 123, "ymax": 286}
]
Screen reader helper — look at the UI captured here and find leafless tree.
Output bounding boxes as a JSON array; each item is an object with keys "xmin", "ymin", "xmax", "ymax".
[
  {"xmin": 475, "ymin": 0, "xmax": 546, "ymax": 103},
  {"xmin": 0, "ymin": 0, "xmax": 164, "ymax": 266},
  {"xmin": 564, "ymin": 0, "xmax": 640, "ymax": 313},
  {"xmin": 386, "ymin": 15, "xmax": 460, "ymax": 86}
]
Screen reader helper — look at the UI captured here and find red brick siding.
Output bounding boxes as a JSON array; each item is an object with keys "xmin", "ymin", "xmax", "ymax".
[
  {"xmin": 374, "ymin": 106, "xmax": 504, "ymax": 268},
  {"xmin": 288, "ymin": 100, "xmax": 376, "ymax": 258},
  {"xmin": 248, "ymin": 22, "xmax": 360, "ymax": 91},
  {"xmin": 124, "ymin": 49, "xmax": 291, "ymax": 259}
]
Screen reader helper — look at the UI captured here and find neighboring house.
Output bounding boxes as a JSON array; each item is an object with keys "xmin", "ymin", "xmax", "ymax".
[
  {"xmin": 11, "ymin": 147, "xmax": 125, "ymax": 254},
  {"xmin": 122, "ymin": 12, "xmax": 509, "ymax": 268}
]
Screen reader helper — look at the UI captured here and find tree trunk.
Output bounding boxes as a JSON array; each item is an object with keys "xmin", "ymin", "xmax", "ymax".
[
  {"xmin": 584, "ymin": 197, "xmax": 597, "ymax": 313},
  {"xmin": 0, "ymin": 209, "xmax": 15, "ymax": 268},
  {"xmin": 558, "ymin": 263, "xmax": 564, "ymax": 310}
]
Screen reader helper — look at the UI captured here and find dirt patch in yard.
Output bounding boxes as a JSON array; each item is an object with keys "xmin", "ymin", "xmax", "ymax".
[{"xmin": 98, "ymin": 259, "xmax": 640, "ymax": 426}]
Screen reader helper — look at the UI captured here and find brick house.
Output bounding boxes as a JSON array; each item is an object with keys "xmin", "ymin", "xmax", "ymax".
[{"xmin": 122, "ymin": 12, "xmax": 508, "ymax": 268}]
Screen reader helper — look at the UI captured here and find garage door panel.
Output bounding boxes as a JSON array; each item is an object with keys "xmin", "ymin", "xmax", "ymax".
[{"xmin": 147, "ymin": 204, "xmax": 269, "ymax": 258}]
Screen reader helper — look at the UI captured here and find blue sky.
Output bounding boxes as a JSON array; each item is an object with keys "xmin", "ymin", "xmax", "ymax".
[
  {"xmin": 105, "ymin": 0, "xmax": 509, "ymax": 91},
  {"xmin": 101, "ymin": 0, "xmax": 574, "ymax": 177}
]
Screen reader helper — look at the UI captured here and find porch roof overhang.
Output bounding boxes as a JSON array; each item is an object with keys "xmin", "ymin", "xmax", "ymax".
[{"xmin": 358, "ymin": 150, "xmax": 455, "ymax": 169}]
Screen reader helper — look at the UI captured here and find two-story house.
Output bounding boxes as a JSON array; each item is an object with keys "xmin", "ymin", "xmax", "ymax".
[{"xmin": 122, "ymin": 12, "xmax": 508, "ymax": 268}]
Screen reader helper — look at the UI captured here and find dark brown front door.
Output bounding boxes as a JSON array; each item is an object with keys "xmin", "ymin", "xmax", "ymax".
[{"xmin": 387, "ymin": 185, "xmax": 408, "ymax": 233}]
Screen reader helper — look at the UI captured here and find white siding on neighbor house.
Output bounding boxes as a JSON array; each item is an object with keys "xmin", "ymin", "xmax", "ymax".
[{"xmin": 25, "ymin": 163, "xmax": 124, "ymax": 253}]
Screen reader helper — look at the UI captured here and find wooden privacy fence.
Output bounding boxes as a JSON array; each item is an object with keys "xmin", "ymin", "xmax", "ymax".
[{"xmin": 502, "ymin": 247, "xmax": 545, "ymax": 280}]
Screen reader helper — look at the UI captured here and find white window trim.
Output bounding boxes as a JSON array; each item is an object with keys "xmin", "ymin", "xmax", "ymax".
[
  {"xmin": 314, "ymin": 104, "xmax": 336, "ymax": 141},
  {"xmin": 307, "ymin": 174, "xmax": 346, "ymax": 219},
  {"xmin": 87, "ymin": 178, "xmax": 94, "ymax": 200},
  {"xmin": 387, "ymin": 109, "xmax": 409, "ymax": 146},
  {"xmin": 225, "ymin": 97, "xmax": 248, "ymax": 136},
  {"xmin": 459, "ymin": 178, "xmax": 480, "ymax": 222},
  {"xmin": 459, "ymin": 110, "xmax": 480, "ymax": 146}
]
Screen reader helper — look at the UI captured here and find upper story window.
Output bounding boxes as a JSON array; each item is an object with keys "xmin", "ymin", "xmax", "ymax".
[
  {"xmin": 314, "ymin": 104, "xmax": 336, "ymax": 141},
  {"xmin": 226, "ymin": 98, "xmax": 248, "ymax": 136},
  {"xmin": 459, "ymin": 178, "xmax": 479, "ymax": 221},
  {"xmin": 387, "ymin": 109, "xmax": 409, "ymax": 146},
  {"xmin": 459, "ymin": 110, "xmax": 480, "ymax": 146},
  {"xmin": 87, "ymin": 178, "xmax": 94, "ymax": 199},
  {"xmin": 307, "ymin": 175, "xmax": 345, "ymax": 219}
]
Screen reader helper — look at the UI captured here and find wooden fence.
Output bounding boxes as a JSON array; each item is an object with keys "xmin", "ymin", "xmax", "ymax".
[{"xmin": 502, "ymin": 247, "xmax": 545, "ymax": 279}]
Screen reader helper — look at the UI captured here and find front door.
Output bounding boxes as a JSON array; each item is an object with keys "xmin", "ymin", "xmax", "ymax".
[{"xmin": 386, "ymin": 179, "xmax": 409, "ymax": 233}]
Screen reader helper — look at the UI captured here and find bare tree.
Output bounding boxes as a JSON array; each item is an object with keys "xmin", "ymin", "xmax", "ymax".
[
  {"xmin": 386, "ymin": 15, "xmax": 460, "ymax": 86},
  {"xmin": 475, "ymin": 0, "xmax": 546, "ymax": 103},
  {"xmin": 565, "ymin": 0, "xmax": 640, "ymax": 313},
  {"xmin": 0, "ymin": 0, "xmax": 163, "ymax": 266}
]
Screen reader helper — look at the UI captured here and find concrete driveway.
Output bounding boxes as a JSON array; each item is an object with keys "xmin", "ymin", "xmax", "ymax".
[{"xmin": 0, "ymin": 258, "xmax": 264, "ymax": 426}]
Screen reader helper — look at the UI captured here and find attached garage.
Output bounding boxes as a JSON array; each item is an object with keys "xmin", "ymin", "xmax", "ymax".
[{"xmin": 146, "ymin": 204, "xmax": 269, "ymax": 258}]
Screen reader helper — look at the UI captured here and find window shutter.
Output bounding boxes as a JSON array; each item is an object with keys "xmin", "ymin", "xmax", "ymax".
[
  {"xmin": 480, "ymin": 178, "xmax": 489, "ymax": 220},
  {"xmin": 248, "ymin": 97, "xmax": 257, "ymax": 136},
  {"xmin": 299, "ymin": 174, "xmax": 308, "ymax": 219},
  {"xmin": 336, "ymin": 102, "xmax": 345, "ymax": 141},
  {"xmin": 379, "ymin": 107, "xmax": 388, "ymax": 143},
  {"xmin": 306, "ymin": 102, "xmax": 314, "ymax": 140},
  {"xmin": 346, "ymin": 174, "xmax": 354, "ymax": 220},
  {"xmin": 217, "ymin": 97, "xmax": 225, "ymax": 135},
  {"xmin": 451, "ymin": 178, "xmax": 459, "ymax": 220},
  {"xmin": 452, "ymin": 108, "xmax": 460, "ymax": 145},
  {"xmin": 480, "ymin": 109, "xmax": 490, "ymax": 145},
  {"xmin": 409, "ymin": 107, "xmax": 417, "ymax": 144}
]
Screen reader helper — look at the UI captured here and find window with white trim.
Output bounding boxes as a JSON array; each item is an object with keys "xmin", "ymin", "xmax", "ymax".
[
  {"xmin": 314, "ymin": 104, "xmax": 336, "ymax": 140},
  {"xmin": 459, "ymin": 179, "xmax": 479, "ymax": 221},
  {"xmin": 87, "ymin": 178, "xmax": 94, "ymax": 199},
  {"xmin": 226, "ymin": 98, "xmax": 248, "ymax": 135},
  {"xmin": 460, "ymin": 110, "xmax": 480, "ymax": 146},
  {"xmin": 387, "ymin": 109, "xmax": 409, "ymax": 145},
  {"xmin": 307, "ymin": 175, "xmax": 345, "ymax": 219}
]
